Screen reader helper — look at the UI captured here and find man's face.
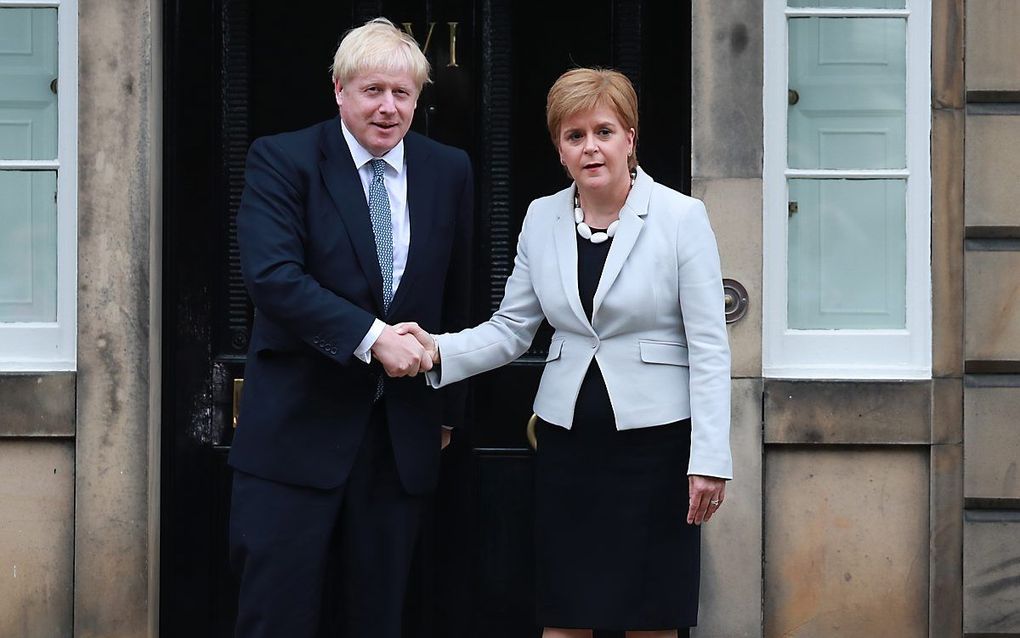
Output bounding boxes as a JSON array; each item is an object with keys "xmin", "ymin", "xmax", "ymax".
[{"xmin": 335, "ymin": 70, "xmax": 419, "ymax": 157}]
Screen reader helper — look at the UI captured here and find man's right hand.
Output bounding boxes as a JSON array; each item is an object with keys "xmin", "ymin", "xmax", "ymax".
[
  {"xmin": 371, "ymin": 325, "xmax": 433, "ymax": 377},
  {"xmin": 393, "ymin": 322, "xmax": 439, "ymax": 365}
]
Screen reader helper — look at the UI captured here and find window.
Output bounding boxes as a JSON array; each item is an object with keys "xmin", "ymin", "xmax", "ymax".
[
  {"xmin": 0, "ymin": 0, "xmax": 76, "ymax": 371},
  {"xmin": 763, "ymin": 0, "xmax": 931, "ymax": 378}
]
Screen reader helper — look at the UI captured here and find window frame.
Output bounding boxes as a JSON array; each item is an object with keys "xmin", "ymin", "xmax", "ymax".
[
  {"xmin": 0, "ymin": 0, "xmax": 77, "ymax": 371},
  {"xmin": 762, "ymin": 0, "xmax": 932, "ymax": 379}
]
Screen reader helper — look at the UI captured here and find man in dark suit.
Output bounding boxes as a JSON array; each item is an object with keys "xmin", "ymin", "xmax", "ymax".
[{"xmin": 227, "ymin": 18, "xmax": 472, "ymax": 638}]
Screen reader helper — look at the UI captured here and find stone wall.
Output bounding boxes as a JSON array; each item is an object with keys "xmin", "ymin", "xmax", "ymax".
[
  {"xmin": 75, "ymin": 0, "xmax": 161, "ymax": 633},
  {"xmin": 691, "ymin": 2, "xmax": 764, "ymax": 636},
  {"xmin": 962, "ymin": 1, "xmax": 1020, "ymax": 634},
  {"xmin": 691, "ymin": 1, "xmax": 966, "ymax": 636}
]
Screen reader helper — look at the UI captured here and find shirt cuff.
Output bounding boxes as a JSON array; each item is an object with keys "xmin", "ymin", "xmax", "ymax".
[{"xmin": 353, "ymin": 319, "xmax": 386, "ymax": 364}]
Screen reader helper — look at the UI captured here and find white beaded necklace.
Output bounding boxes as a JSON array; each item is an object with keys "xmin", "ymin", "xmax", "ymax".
[{"xmin": 573, "ymin": 170, "xmax": 636, "ymax": 244}]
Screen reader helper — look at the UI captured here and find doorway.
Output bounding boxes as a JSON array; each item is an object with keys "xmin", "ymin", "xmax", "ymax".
[{"xmin": 161, "ymin": 2, "xmax": 692, "ymax": 635}]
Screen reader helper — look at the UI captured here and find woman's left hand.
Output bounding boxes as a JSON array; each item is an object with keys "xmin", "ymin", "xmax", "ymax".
[{"xmin": 687, "ymin": 475, "xmax": 727, "ymax": 525}]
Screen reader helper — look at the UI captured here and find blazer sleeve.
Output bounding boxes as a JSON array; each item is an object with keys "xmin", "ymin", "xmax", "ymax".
[
  {"xmin": 237, "ymin": 136, "xmax": 376, "ymax": 365},
  {"xmin": 676, "ymin": 199, "xmax": 733, "ymax": 480},
  {"xmin": 437, "ymin": 152, "xmax": 475, "ymax": 428},
  {"xmin": 426, "ymin": 203, "xmax": 546, "ymax": 388}
]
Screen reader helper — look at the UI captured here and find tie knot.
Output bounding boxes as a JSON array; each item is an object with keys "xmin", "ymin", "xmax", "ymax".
[{"xmin": 370, "ymin": 158, "xmax": 387, "ymax": 179}]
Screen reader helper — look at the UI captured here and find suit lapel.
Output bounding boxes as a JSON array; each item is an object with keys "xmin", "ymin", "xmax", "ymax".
[
  {"xmin": 319, "ymin": 119, "xmax": 385, "ymax": 314},
  {"xmin": 387, "ymin": 134, "xmax": 434, "ymax": 318},
  {"xmin": 553, "ymin": 186, "xmax": 594, "ymax": 332},
  {"xmin": 591, "ymin": 167, "xmax": 653, "ymax": 320}
]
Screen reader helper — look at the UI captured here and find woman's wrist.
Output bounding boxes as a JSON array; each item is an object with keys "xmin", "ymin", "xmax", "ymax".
[{"xmin": 429, "ymin": 333, "xmax": 441, "ymax": 365}]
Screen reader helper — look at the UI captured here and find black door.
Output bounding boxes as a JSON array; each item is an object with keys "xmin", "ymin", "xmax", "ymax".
[{"xmin": 161, "ymin": 2, "xmax": 691, "ymax": 636}]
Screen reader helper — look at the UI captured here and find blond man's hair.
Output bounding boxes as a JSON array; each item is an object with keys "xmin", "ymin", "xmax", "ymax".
[
  {"xmin": 330, "ymin": 18, "xmax": 431, "ymax": 92},
  {"xmin": 546, "ymin": 68, "xmax": 639, "ymax": 170}
]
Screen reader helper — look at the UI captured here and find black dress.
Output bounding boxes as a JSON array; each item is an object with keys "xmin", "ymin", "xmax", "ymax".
[{"xmin": 533, "ymin": 230, "xmax": 701, "ymax": 631}]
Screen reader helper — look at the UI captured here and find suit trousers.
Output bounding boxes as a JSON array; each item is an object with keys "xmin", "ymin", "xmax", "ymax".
[{"xmin": 229, "ymin": 403, "xmax": 426, "ymax": 638}]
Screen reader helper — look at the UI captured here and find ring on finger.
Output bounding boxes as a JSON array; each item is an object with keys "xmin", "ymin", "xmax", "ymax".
[{"xmin": 710, "ymin": 499, "xmax": 721, "ymax": 506}]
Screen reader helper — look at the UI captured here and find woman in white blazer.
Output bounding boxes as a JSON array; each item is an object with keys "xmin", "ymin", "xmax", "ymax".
[{"xmin": 401, "ymin": 69, "xmax": 731, "ymax": 637}]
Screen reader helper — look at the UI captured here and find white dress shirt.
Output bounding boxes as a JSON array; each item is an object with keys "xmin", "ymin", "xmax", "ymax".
[{"xmin": 339, "ymin": 120, "xmax": 411, "ymax": 363}]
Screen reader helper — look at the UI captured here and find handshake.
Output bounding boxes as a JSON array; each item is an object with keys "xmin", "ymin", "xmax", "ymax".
[{"xmin": 370, "ymin": 322, "xmax": 440, "ymax": 377}]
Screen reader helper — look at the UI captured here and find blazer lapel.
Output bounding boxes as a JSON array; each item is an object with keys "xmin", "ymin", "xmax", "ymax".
[
  {"xmin": 591, "ymin": 167, "xmax": 653, "ymax": 319},
  {"xmin": 387, "ymin": 134, "xmax": 434, "ymax": 318},
  {"xmin": 553, "ymin": 186, "xmax": 594, "ymax": 332},
  {"xmin": 319, "ymin": 119, "xmax": 385, "ymax": 314}
]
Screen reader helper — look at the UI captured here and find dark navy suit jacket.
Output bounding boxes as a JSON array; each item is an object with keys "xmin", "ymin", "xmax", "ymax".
[{"xmin": 229, "ymin": 118, "xmax": 473, "ymax": 494}]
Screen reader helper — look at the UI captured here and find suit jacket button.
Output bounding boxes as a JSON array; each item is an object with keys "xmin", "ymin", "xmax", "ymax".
[
  {"xmin": 313, "ymin": 336, "xmax": 320, "ymax": 344},
  {"xmin": 330, "ymin": 348, "xmax": 338, "ymax": 355}
]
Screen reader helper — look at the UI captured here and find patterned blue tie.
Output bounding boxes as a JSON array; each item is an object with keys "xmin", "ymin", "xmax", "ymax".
[
  {"xmin": 368, "ymin": 158, "xmax": 394, "ymax": 312},
  {"xmin": 368, "ymin": 159, "xmax": 393, "ymax": 401}
]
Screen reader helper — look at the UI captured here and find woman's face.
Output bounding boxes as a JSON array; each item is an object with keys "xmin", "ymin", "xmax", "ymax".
[{"xmin": 556, "ymin": 106, "xmax": 635, "ymax": 196}]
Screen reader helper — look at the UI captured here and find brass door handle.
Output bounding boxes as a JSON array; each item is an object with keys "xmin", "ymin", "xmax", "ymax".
[
  {"xmin": 526, "ymin": 413, "xmax": 538, "ymax": 450},
  {"xmin": 233, "ymin": 378, "xmax": 244, "ymax": 428}
]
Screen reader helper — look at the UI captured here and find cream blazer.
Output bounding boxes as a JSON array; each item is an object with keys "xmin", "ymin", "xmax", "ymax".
[{"xmin": 427, "ymin": 167, "xmax": 732, "ymax": 479}]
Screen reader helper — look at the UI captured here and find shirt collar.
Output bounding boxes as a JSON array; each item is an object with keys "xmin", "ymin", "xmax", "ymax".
[{"xmin": 340, "ymin": 118, "xmax": 405, "ymax": 175}]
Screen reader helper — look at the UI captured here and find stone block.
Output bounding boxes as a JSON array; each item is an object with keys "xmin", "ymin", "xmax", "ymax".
[
  {"xmin": 0, "ymin": 441, "xmax": 74, "ymax": 637},
  {"xmin": 964, "ymin": 250, "xmax": 1020, "ymax": 362},
  {"xmin": 965, "ymin": 384, "xmax": 1020, "ymax": 499},
  {"xmin": 692, "ymin": 0, "xmax": 763, "ymax": 178},
  {"xmin": 930, "ymin": 444, "xmax": 963, "ymax": 638},
  {"xmin": 0, "ymin": 373, "xmax": 76, "ymax": 437},
  {"xmin": 764, "ymin": 381, "xmax": 931, "ymax": 445},
  {"xmin": 965, "ymin": 114, "xmax": 1020, "ymax": 229},
  {"xmin": 931, "ymin": 109, "xmax": 964, "ymax": 377},
  {"xmin": 694, "ymin": 379, "xmax": 763, "ymax": 638},
  {"xmin": 932, "ymin": 0, "xmax": 964, "ymax": 109},
  {"xmin": 966, "ymin": 0, "xmax": 1020, "ymax": 91},
  {"xmin": 692, "ymin": 179, "xmax": 762, "ymax": 379},
  {"xmin": 764, "ymin": 447, "xmax": 929, "ymax": 637},
  {"xmin": 932, "ymin": 377, "xmax": 963, "ymax": 445},
  {"xmin": 76, "ymin": 0, "xmax": 158, "ymax": 635},
  {"xmin": 964, "ymin": 512, "xmax": 1020, "ymax": 633}
]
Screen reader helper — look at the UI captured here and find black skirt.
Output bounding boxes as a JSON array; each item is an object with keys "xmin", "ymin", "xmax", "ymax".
[{"xmin": 533, "ymin": 363, "xmax": 701, "ymax": 631}]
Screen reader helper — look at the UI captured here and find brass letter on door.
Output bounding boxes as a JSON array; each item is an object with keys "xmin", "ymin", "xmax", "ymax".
[
  {"xmin": 401, "ymin": 22, "xmax": 437, "ymax": 54},
  {"xmin": 447, "ymin": 22, "xmax": 459, "ymax": 67}
]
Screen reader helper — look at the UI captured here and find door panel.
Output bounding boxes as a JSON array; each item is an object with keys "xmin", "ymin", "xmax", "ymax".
[
  {"xmin": 0, "ymin": 171, "xmax": 56, "ymax": 321},
  {"xmin": 787, "ymin": 178, "xmax": 906, "ymax": 329},
  {"xmin": 162, "ymin": 2, "xmax": 691, "ymax": 636},
  {"xmin": 786, "ymin": 16, "xmax": 908, "ymax": 330},
  {"xmin": 0, "ymin": 7, "xmax": 57, "ymax": 160},
  {"xmin": 0, "ymin": 8, "xmax": 58, "ymax": 322},
  {"xmin": 787, "ymin": 17, "xmax": 906, "ymax": 170}
]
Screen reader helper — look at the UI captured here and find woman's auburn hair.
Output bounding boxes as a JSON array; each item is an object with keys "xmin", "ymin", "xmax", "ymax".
[{"xmin": 546, "ymin": 68, "xmax": 639, "ymax": 170}]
